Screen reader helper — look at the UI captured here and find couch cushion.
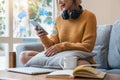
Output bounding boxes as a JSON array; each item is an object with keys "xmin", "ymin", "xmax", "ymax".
[
  {"xmin": 106, "ymin": 69, "xmax": 120, "ymax": 74},
  {"xmin": 93, "ymin": 25, "xmax": 112, "ymax": 69},
  {"xmin": 16, "ymin": 42, "xmax": 44, "ymax": 67},
  {"xmin": 98, "ymin": 69, "xmax": 120, "ymax": 74},
  {"xmin": 108, "ymin": 20, "xmax": 120, "ymax": 69}
]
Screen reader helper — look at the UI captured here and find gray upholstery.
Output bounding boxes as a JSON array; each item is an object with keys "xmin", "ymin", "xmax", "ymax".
[
  {"xmin": 93, "ymin": 25, "xmax": 112, "ymax": 69},
  {"xmin": 108, "ymin": 20, "xmax": 120, "ymax": 69},
  {"xmin": 16, "ymin": 42, "xmax": 44, "ymax": 67},
  {"xmin": 97, "ymin": 69, "xmax": 120, "ymax": 74},
  {"xmin": 106, "ymin": 69, "xmax": 120, "ymax": 74}
]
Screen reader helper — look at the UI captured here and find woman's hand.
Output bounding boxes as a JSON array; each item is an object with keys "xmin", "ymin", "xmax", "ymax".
[
  {"xmin": 45, "ymin": 46, "xmax": 58, "ymax": 57},
  {"xmin": 35, "ymin": 26, "xmax": 48, "ymax": 38}
]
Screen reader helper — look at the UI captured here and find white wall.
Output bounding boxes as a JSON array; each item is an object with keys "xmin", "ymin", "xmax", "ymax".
[{"xmin": 82, "ymin": 0, "xmax": 120, "ymax": 25}]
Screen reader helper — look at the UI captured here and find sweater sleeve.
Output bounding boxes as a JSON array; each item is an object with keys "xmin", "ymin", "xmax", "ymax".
[
  {"xmin": 40, "ymin": 20, "xmax": 60, "ymax": 49},
  {"xmin": 55, "ymin": 13, "xmax": 97, "ymax": 52}
]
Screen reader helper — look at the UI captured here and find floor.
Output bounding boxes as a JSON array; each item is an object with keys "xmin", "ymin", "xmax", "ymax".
[{"xmin": 0, "ymin": 56, "xmax": 5, "ymax": 70}]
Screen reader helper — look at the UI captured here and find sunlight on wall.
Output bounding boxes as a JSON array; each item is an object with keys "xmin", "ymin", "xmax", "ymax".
[{"xmin": 82, "ymin": 0, "xmax": 120, "ymax": 24}]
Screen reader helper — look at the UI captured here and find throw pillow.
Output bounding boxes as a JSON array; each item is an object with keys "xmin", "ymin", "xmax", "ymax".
[
  {"xmin": 24, "ymin": 50, "xmax": 96, "ymax": 69},
  {"xmin": 93, "ymin": 25, "xmax": 112, "ymax": 69},
  {"xmin": 108, "ymin": 20, "xmax": 120, "ymax": 69}
]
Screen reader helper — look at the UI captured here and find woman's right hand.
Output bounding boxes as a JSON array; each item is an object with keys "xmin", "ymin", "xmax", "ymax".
[{"xmin": 35, "ymin": 26, "xmax": 48, "ymax": 38}]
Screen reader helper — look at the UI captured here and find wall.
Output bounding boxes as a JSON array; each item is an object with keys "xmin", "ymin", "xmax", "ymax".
[{"xmin": 82, "ymin": 0, "xmax": 120, "ymax": 25}]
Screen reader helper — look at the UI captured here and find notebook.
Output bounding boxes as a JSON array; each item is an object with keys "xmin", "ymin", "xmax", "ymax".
[{"xmin": 6, "ymin": 67, "xmax": 58, "ymax": 75}]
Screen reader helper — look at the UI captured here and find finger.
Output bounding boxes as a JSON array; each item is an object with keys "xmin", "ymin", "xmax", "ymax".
[
  {"xmin": 37, "ymin": 30, "xmax": 46, "ymax": 37},
  {"xmin": 50, "ymin": 50, "xmax": 57, "ymax": 56},
  {"xmin": 46, "ymin": 47, "xmax": 55, "ymax": 57},
  {"xmin": 34, "ymin": 27, "xmax": 38, "ymax": 31},
  {"xmin": 37, "ymin": 30, "xmax": 44, "ymax": 33},
  {"xmin": 49, "ymin": 47, "xmax": 57, "ymax": 56},
  {"xmin": 45, "ymin": 48, "xmax": 54, "ymax": 57},
  {"xmin": 46, "ymin": 47, "xmax": 57, "ymax": 57},
  {"xmin": 45, "ymin": 47, "xmax": 51, "ymax": 55},
  {"xmin": 38, "ymin": 32, "xmax": 47, "ymax": 37}
]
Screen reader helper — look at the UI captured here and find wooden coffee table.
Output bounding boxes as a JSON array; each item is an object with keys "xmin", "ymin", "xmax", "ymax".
[{"xmin": 0, "ymin": 70, "xmax": 120, "ymax": 80}]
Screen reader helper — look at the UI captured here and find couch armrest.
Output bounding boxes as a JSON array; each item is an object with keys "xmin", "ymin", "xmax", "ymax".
[{"xmin": 16, "ymin": 42, "xmax": 44, "ymax": 67}]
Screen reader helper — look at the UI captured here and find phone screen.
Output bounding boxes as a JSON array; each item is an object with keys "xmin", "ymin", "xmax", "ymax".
[
  {"xmin": 30, "ymin": 20, "xmax": 48, "ymax": 34},
  {"xmin": 30, "ymin": 20, "xmax": 42, "ymax": 29}
]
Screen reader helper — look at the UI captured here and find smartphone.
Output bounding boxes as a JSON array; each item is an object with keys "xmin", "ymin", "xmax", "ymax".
[{"xmin": 30, "ymin": 20, "xmax": 47, "ymax": 33}]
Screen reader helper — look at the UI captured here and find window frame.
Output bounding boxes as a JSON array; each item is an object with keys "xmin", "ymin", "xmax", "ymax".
[{"xmin": 0, "ymin": 0, "xmax": 57, "ymax": 52}]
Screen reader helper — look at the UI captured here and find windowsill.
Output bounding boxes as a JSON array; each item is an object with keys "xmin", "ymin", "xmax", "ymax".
[{"xmin": 0, "ymin": 56, "xmax": 5, "ymax": 70}]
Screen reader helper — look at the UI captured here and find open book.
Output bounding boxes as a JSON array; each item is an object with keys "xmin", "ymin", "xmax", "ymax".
[{"xmin": 46, "ymin": 64, "xmax": 106, "ymax": 79}]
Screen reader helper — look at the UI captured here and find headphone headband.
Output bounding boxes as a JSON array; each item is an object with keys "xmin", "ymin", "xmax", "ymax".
[{"xmin": 62, "ymin": 5, "xmax": 83, "ymax": 20}]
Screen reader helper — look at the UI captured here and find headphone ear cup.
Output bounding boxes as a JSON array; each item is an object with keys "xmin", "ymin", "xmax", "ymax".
[
  {"xmin": 70, "ymin": 6, "xmax": 83, "ymax": 19},
  {"xmin": 62, "ymin": 6, "xmax": 83, "ymax": 20},
  {"xmin": 69, "ymin": 10, "xmax": 80, "ymax": 19},
  {"xmin": 62, "ymin": 10, "xmax": 69, "ymax": 20}
]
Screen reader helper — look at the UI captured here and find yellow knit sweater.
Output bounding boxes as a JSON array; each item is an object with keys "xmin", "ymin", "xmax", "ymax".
[{"xmin": 40, "ymin": 9, "xmax": 97, "ymax": 63}]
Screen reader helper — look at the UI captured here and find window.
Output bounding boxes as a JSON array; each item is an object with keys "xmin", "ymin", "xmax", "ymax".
[
  {"xmin": 0, "ymin": 0, "xmax": 8, "ymax": 37},
  {"xmin": 0, "ymin": 0, "xmax": 57, "ymax": 69},
  {"xmin": 0, "ymin": 0, "xmax": 9, "ymax": 69},
  {"xmin": 14, "ymin": 0, "xmax": 55, "ymax": 38}
]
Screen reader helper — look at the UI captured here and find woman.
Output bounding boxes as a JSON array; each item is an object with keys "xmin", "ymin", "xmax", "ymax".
[{"xmin": 19, "ymin": 0, "xmax": 97, "ymax": 66}]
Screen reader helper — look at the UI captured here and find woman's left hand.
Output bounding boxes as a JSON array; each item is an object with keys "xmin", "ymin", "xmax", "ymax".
[{"xmin": 45, "ymin": 46, "xmax": 58, "ymax": 57}]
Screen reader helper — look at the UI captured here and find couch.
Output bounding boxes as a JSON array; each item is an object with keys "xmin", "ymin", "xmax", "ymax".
[{"xmin": 15, "ymin": 20, "xmax": 120, "ymax": 74}]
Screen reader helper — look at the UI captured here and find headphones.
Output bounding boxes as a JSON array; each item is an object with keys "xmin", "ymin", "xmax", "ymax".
[{"xmin": 62, "ymin": 5, "xmax": 83, "ymax": 20}]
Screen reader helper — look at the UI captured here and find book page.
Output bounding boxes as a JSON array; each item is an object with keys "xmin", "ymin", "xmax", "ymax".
[
  {"xmin": 73, "ymin": 65, "xmax": 106, "ymax": 79},
  {"xmin": 47, "ymin": 64, "xmax": 106, "ymax": 79},
  {"xmin": 47, "ymin": 70, "xmax": 73, "ymax": 78}
]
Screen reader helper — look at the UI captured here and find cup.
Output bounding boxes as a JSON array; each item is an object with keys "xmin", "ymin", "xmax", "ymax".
[
  {"xmin": 59, "ymin": 56, "xmax": 77, "ymax": 70},
  {"xmin": 9, "ymin": 52, "xmax": 16, "ymax": 68}
]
